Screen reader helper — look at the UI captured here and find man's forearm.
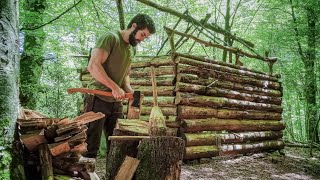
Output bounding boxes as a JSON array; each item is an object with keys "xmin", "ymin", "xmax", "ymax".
[{"xmin": 123, "ymin": 75, "xmax": 133, "ymax": 93}]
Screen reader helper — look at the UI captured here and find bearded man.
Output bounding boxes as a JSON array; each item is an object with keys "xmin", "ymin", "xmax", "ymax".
[{"xmin": 84, "ymin": 14, "xmax": 156, "ymax": 158}]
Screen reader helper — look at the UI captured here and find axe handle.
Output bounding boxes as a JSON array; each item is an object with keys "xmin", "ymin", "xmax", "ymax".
[{"xmin": 67, "ymin": 88, "xmax": 133, "ymax": 99}]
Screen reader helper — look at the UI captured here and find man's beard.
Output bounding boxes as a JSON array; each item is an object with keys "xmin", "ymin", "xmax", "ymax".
[{"xmin": 129, "ymin": 29, "xmax": 139, "ymax": 47}]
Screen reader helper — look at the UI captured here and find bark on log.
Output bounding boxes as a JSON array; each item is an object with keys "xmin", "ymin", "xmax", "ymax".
[
  {"xmin": 106, "ymin": 129, "xmax": 142, "ymax": 180},
  {"xmin": 143, "ymin": 96, "xmax": 175, "ymax": 107},
  {"xmin": 176, "ymin": 73, "xmax": 281, "ymax": 97},
  {"xmin": 184, "ymin": 145, "xmax": 219, "ymax": 160},
  {"xmin": 116, "ymin": 119, "xmax": 178, "ymax": 136},
  {"xmin": 181, "ymin": 119, "xmax": 285, "ymax": 133},
  {"xmin": 175, "ymin": 53, "xmax": 279, "ymax": 78},
  {"xmin": 220, "ymin": 140, "xmax": 285, "ymax": 155},
  {"xmin": 130, "ymin": 66, "xmax": 175, "ymax": 77},
  {"xmin": 130, "ymin": 75, "xmax": 174, "ymax": 86},
  {"xmin": 178, "ymin": 106, "xmax": 282, "ymax": 120},
  {"xmin": 131, "ymin": 56, "xmax": 174, "ymax": 68},
  {"xmin": 175, "ymin": 82, "xmax": 282, "ymax": 105},
  {"xmin": 124, "ymin": 106, "xmax": 177, "ymax": 117},
  {"xmin": 175, "ymin": 92, "xmax": 283, "ymax": 113},
  {"xmin": 139, "ymin": 115, "xmax": 176, "ymax": 122},
  {"xmin": 182, "ymin": 131, "xmax": 283, "ymax": 146},
  {"xmin": 177, "ymin": 64, "xmax": 281, "ymax": 90},
  {"xmin": 176, "ymin": 57, "xmax": 278, "ymax": 82},
  {"xmin": 39, "ymin": 144, "xmax": 53, "ymax": 180},
  {"xmin": 135, "ymin": 137, "xmax": 185, "ymax": 180},
  {"xmin": 131, "ymin": 85, "xmax": 174, "ymax": 96}
]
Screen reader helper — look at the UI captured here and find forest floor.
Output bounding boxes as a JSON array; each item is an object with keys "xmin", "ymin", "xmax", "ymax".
[{"xmin": 95, "ymin": 147, "xmax": 320, "ymax": 180}]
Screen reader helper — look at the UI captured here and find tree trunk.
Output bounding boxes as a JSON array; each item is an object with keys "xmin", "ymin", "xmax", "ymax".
[
  {"xmin": 20, "ymin": 0, "xmax": 47, "ymax": 109},
  {"xmin": 182, "ymin": 131, "xmax": 283, "ymax": 146},
  {"xmin": 175, "ymin": 82, "xmax": 282, "ymax": 105},
  {"xmin": 177, "ymin": 73, "xmax": 281, "ymax": 97},
  {"xmin": 175, "ymin": 92, "xmax": 282, "ymax": 113},
  {"xmin": 0, "ymin": 0, "xmax": 21, "ymax": 179},
  {"xmin": 222, "ymin": 0, "xmax": 231, "ymax": 62},
  {"xmin": 178, "ymin": 106, "xmax": 282, "ymax": 120},
  {"xmin": 135, "ymin": 137, "xmax": 184, "ymax": 180},
  {"xmin": 181, "ymin": 119, "xmax": 285, "ymax": 133}
]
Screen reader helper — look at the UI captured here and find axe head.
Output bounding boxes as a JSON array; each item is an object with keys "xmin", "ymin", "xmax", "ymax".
[{"xmin": 131, "ymin": 91, "xmax": 141, "ymax": 108}]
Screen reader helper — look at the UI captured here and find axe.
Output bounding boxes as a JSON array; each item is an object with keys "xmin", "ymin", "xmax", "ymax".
[{"xmin": 67, "ymin": 88, "xmax": 142, "ymax": 119}]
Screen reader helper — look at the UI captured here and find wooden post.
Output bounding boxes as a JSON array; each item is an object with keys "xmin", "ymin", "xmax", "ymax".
[{"xmin": 39, "ymin": 144, "xmax": 53, "ymax": 180}]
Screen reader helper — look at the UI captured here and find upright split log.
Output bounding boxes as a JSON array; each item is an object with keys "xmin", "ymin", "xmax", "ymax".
[
  {"xmin": 176, "ymin": 57, "xmax": 278, "ymax": 82},
  {"xmin": 177, "ymin": 64, "xmax": 281, "ymax": 90},
  {"xmin": 39, "ymin": 144, "xmax": 53, "ymax": 180},
  {"xmin": 176, "ymin": 73, "xmax": 281, "ymax": 97},
  {"xmin": 181, "ymin": 119, "xmax": 285, "ymax": 133},
  {"xmin": 135, "ymin": 137, "xmax": 185, "ymax": 180},
  {"xmin": 182, "ymin": 131, "xmax": 283, "ymax": 146},
  {"xmin": 175, "ymin": 92, "xmax": 283, "ymax": 113},
  {"xmin": 178, "ymin": 106, "xmax": 282, "ymax": 120},
  {"xmin": 175, "ymin": 82, "xmax": 282, "ymax": 105}
]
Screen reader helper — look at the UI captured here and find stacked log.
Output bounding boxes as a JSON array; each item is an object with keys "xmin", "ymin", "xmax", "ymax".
[
  {"xmin": 174, "ymin": 55, "xmax": 284, "ymax": 160},
  {"xmin": 126, "ymin": 56, "xmax": 179, "ymax": 135},
  {"xmin": 17, "ymin": 110, "xmax": 102, "ymax": 179}
]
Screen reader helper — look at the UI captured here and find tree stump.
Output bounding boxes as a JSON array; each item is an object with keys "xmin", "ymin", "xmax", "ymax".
[
  {"xmin": 135, "ymin": 137, "xmax": 185, "ymax": 180},
  {"xmin": 105, "ymin": 129, "xmax": 142, "ymax": 180}
]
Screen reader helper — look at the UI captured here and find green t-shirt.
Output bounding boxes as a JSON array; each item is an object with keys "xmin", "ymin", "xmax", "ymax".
[{"xmin": 89, "ymin": 31, "xmax": 134, "ymax": 102}]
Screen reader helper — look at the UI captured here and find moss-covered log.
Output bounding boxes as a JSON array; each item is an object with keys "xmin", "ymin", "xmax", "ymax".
[
  {"xmin": 117, "ymin": 119, "xmax": 178, "ymax": 135},
  {"xmin": 176, "ymin": 57, "xmax": 278, "ymax": 82},
  {"xmin": 178, "ymin": 106, "xmax": 282, "ymax": 120},
  {"xmin": 175, "ymin": 53, "xmax": 279, "ymax": 78},
  {"xmin": 135, "ymin": 137, "xmax": 184, "ymax": 180},
  {"xmin": 131, "ymin": 85, "xmax": 174, "ymax": 96},
  {"xmin": 181, "ymin": 119, "xmax": 285, "ymax": 133},
  {"xmin": 221, "ymin": 140, "xmax": 284, "ymax": 155},
  {"xmin": 124, "ymin": 106, "xmax": 177, "ymax": 116},
  {"xmin": 177, "ymin": 73, "xmax": 281, "ymax": 97},
  {"xmin": 139, "ymin": 115, "xmax": 176, "ymax": 122},
  {"xmin": 184, "ymin": 145, "xmax": 219, "ymax": 160},
  {"xmin": 175, "ymin": 92, "xmax": 283, "ymax": 113},
  {"xmin": 175, "ymin": 82, "xmax": 282, "ymax": 105},
  {"xmin": 182, "ymin": 131, "xmax": 283, "ymax": 146},
  {"xmin": 130, "ymin": 66, "xmax": 175, "ymax": 77},
  {"xmin": 124, "ymin": 96, "xmax": 175, "ymax": 107},
  {"xmin": 131, "ymin": 75, "xmax": 175, "ymax": 86},
  {"xmin": 177, "ymin": 64, "xmax": 281, "ymax": 90},
  {"xmin": 131, "ymin": 56, "xmax": 174, "ymax": 68}
]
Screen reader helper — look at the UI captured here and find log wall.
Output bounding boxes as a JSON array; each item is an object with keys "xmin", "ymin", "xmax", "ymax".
[{"xmin": 81, "ymin": 55, "xmax": 284, "ymax": 160}]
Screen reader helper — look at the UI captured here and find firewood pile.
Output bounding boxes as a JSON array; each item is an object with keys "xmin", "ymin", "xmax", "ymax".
[{"xmin": 17, "ymin": 109, "xmax": 103, "ymax": 180}]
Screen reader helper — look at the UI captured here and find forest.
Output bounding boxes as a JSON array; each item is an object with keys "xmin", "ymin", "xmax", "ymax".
[{"xmin": 0, "ymin": 0, "xmax": 319, "ymax": 179}]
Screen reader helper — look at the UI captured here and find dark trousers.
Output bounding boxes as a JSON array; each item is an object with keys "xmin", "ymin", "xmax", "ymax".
[{"xmin": 83, "ymin": 95, "xmax": 123, "ymax": 158}]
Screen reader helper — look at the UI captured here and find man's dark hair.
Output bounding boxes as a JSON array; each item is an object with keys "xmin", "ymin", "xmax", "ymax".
[{"xmin": 127, "ymin": 14, "xmax": 156, "ymax": 34}]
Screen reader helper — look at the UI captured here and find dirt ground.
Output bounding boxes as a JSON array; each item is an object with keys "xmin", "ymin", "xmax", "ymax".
[{"xmin": 95, "ymin": 147, "xmax": 320, "ymax": 180}]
